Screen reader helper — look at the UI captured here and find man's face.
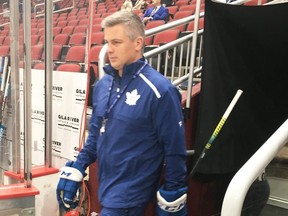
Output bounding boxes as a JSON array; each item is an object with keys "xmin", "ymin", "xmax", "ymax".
[
  {"xmin": 152, "ymin": 0, "xmax": 161, "ymax": 6},
  {"xmin": 104, "ymin": 24, "xmax": 143, "ymax": 73}
]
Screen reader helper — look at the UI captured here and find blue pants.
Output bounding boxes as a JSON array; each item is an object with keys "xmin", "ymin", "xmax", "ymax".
[{"xmin": 100, "ymin": 207, "xmax": 146, "ymax": 216}]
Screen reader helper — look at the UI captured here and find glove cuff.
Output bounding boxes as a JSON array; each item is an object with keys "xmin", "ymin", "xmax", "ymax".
[
  {"xmin": 59, "ymin": 161, "xmax": 86, "ymax": 182},
  {"xmin": 157, "ymin": 187, "xmax": 187, "ymax": 213}
]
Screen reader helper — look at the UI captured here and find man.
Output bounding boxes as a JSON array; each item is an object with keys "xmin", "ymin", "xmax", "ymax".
[
  {"xmin": 56, "ymin": 11, "xmax": 187, "ymax": 216},
  {"xmin": 142, "ymin": 0, "xmax": 169, "ymax": 24}
]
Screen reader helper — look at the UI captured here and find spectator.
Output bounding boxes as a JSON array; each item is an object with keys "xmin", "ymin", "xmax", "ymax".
[
  {"xmin": 142, "ymin": 0, "xmax": 169, "ymax": 24},
  {"xmin": 133, "ymin": 0, "xmax": 149, "ymax": 11},
  {"xmin": 121, "ymin": 0, "xmax": 133, "ymax": 11}
]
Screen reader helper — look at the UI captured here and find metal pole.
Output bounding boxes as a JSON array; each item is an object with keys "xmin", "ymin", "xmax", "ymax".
[
  {"xmin": 9, "ymin": 0, "xmax": 21, "ymax": 176},
  {"xmin": 23, "ymin": 0, "xmax": 32, "ymax": 188},
  {"xmin": 185, "ymin": 0, "xmax": 202, "ymax": 119},
  {"xmin": 44, "ymin": 0, "xmax": 53, "ymax": 168}
]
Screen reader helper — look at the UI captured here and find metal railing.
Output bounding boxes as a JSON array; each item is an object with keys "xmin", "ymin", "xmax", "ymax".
[{"xmin": 221, "ymin": 119, "xmax": 288, "ymax": 216}]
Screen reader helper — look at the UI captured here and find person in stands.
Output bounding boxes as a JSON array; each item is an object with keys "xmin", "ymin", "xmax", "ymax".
[
  {"xmin": 142, "ymin": 0, "xmax": 169, "ymax": 24},
  {"xmin": 56, "ymin": 11, "xmax": 187, "ymax": 216},
  {"xmin": 133, "ymin": 0, "xmax": 149, "ymax": 11},
  {"xmin": 121, "ymin": 0, "xmax": 133, "ymax": 11}
]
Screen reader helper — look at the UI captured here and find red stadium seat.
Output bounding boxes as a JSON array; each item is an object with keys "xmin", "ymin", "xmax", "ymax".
[
  {"xmin": 152, "ymin": 29, "xmax": 180, "ymax": 45},
  {"xmin": 62, "ymin": 26, "xmax": 75, "ymax": 35},
  {"xmin": 53, "ymin": 26, "xmax": 62, "ymax": 35},
  {"xmin": 31, "ymin": 45, "xmax": 44, "ymax": 61},
  {"xmin": 33, "ymin": 62, "xmax": 45, "ymax": 70},
  {"xmin": 92, "ymin": 24, "xmax": 103, "ymax": 32},
  {"xmin": 170, "ymin": 10, "xmax": 194, "ymax": 31},
  {"xmin": 167, "ymin": 6, "xmax": 178, "ymax": 20},
  {"xmin": 56, "ymin": 63, "xmax": 82, "ymax": 72},
  {"xmin": 31, "ymin": 35, "xmax": 40, "ymax": 45},
  {"xmin": 0, "ymin": 45, "xmax": 10, "ymax": 56},
  {"xmin": 68, "ymin": 33, "xmax": 86, "ymax": 46},
  {"xmin": 79, "ymin": 19, "xmax": 89, "ymax": 26},
  {"xmin": 91, "ymin": 32, "xmax": 104, "ymax": 45},
  {"xmin": 146, "ymin": 20, "xmax": 166, "ymax": 30},
  {"xmin": 185, "ymin": 17, "xmax": 204, "ymax": 32},
  {"xmin": 53, "ymin": 44, "xmax": 63, "ymax": 61},
  {"xmin": 90, "ymin": 45, "xmax": 104, "ymax": 77},
  {"xmin": 73, "ymin": 25, "xmax": 87, "ymax": 34},
  {"xmin": 0, "ymin": 36, "xmax": 5, "ymax": 45},
  {"xmin": 178, "ymin": 5, "xmax": 196, "ymax": 13},
  {"xmin": 67, "ymin": 20, "xmax": 79, "ymax": 27},
  {"xmin": 53, "ymin": 33, "xmax": 70, "ymax": 46},
  {"xmin": 175, "ymin": 0, "xmax": 189, "ymax": 7},
  {"xmin": 65, "ymin": 45, "xmax": 86, "ymax": 63},
  {"xmin": 57, "ymin": 20, "xmax": 68, "ymax": 28},
  {"xmin": 3, "ymin": 36, "xmax": 10, "ymax": 45},
  {"xmin": 90, "ymin": 45, "xmax": 103, "ymax": 63}
]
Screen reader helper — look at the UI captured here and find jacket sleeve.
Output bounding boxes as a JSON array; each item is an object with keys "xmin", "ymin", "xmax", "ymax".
[
  {"xmin": 153, "ymin": 7, "xmax": 169, "ymax": 21},
  {"xmin": 152, "ymin": 85, "xmax": 187, "ymax": 190},
  {"xmin": 142, "ymin": 7, "xmax": 151, "ymax": 18}
]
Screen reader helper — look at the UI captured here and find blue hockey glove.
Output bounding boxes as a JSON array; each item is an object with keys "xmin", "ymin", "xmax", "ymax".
[
  {"xmin": 157, "ymin": 186, "xmax": 187, "ymax": 216},
  {"xmin": 56, "ymin": 161, "xmax": 86, "ymax": 210}
]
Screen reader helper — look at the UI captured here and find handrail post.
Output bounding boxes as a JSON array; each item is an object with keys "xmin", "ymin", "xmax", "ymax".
[
  {"xmin": 23, "ymin": 0, "xmax": 32, "ymax": 188},
  {"xmin": 44, "ymin": 0, "xmax": 54, "ymax": 168}
]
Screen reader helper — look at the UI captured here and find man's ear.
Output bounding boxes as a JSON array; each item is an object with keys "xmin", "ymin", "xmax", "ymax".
[{"xmin": 135, "ymin": 36, "xmax": 144, "ymax": 51}]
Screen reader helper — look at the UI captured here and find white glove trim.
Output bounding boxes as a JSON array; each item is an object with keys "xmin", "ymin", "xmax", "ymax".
[
  {"xmin": 157, "ymin": 191, "xmax": 187, "ymax": 213},
  {"xmin": 59, "ymin": 166, "xmax": 83, "ymax": 182}
]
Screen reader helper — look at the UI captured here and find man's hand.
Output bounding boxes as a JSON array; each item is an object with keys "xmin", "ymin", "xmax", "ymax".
[
  {"xmin": 157, "ymin": 186, "xmax": 187, "ymax": 216},
  {"xmin": 56, "ymin": 161, "xmax": 86, "ymax": 210}
]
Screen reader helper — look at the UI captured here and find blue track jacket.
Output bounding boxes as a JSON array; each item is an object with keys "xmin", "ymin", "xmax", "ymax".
[{"xmin": 76, "ymin": 57, "xmax": 187, "ymax": 208}]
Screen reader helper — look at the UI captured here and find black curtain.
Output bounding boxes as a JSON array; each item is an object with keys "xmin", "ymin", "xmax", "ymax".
[{"xmin": 194, "ymin": 0, "xmax": 288, "ymax": 175}]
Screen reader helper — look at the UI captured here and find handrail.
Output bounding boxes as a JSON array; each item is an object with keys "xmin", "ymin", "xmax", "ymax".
[
  {"xmin": 34, "ymin": 0, "xmax": 75, "ymax": 18},
  {"xmin": 221, "ymin": 118, "xmax": 288, "ymax": 216}
]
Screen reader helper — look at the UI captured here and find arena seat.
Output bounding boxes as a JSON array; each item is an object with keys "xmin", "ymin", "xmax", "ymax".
[
  {"xmin": 68, "ymin": 33, "xmax": 86, "ymax": 46},
  {"xmin": 91, "ymin": 32, "xmax": 104, "ymax": 45},
  {"xmin": 31, "ymin": 35, "xmax": 40, "ymax": 45},
  {"xmin": 167, "ymin": 6, "xmax": 178, "ymax": 20},
  {"xmin": 152, "ymin": 29, "xmax": 180, "ymax": 46},
  {"xmin": 62, "ymin": 26, "xmax": 75, "ymax": 35},
  {"xmin": 53, "ymin": 33, "xmax": 70, "ymax": 45},
  {"xmin": 92, "ymin": 24, "xmax": 103, "ymax": 32},
  {"xmin": 65, "ymin": 45, "xmax": 86, "ymax": 63},
  {"xmin": 3, "ymin": 36, "xmax": 10, "ymax": 45},
  {"xmin": 146, "ymin": 20, "xmax": 166, "ymax": 30},
  {"xmin": 0, "ymin": 36, "xmax": 5, "ymax": 45},
  {"xmin": 175, "ymin": 0, "xmax": 189, "ymax": 7},
  {"xmin": 31, "ymin": 44, "xmax": 44, "ymax": 61},
  {"xmin": 53, "ymin": 26, "xmax": 62, "ymax": 35},
  {"xmin": 33, "ymin": 62, "xmax": 45, "ymax": 70},
  {"xmin": 0, "ymin": 45, "xmax": 10, "ymax": 56},
  {"xmin": 178, "ymin": 4, "xmax": 196, "ymax": 13},
  {"xmin": 67, "ymin": 19, "xmax": 79, "ymax": 27},
  {"xmin": 73, "ymin": 25, "xmax": 87, "ymax": 34},
  {"xmin": 185, "ymin": 17, "xmax": 204, "ymax": 32},
  {"xmin": 56, "ymin": 63, "xmax": 82, "ymax": 72}
]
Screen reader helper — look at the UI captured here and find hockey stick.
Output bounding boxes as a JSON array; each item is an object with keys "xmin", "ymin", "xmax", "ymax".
[{"xmin": 187, "ymin": 89, "xmax": 243, "ymax": 179}]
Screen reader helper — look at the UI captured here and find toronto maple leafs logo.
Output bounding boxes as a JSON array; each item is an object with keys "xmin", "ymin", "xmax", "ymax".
[{"xmin": 125, "ymin": 89, "xmax": 141, "ymax": 106}]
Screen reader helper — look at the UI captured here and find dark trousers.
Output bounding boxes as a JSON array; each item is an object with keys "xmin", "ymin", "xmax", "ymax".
[
  {"xmin": 100, "ymin": 206, "xmax": 146, "ymax": 216},
  {"xmin": 241, "ymin": 179, "xmax": 270, "ymax": 216}
]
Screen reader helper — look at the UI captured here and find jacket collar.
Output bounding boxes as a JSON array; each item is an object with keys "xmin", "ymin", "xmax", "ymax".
[{"xmin": 103, "ymin": 57, "xmax": 147, "ymax": 80}]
